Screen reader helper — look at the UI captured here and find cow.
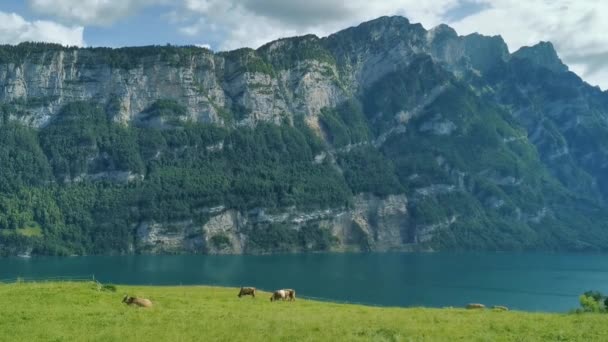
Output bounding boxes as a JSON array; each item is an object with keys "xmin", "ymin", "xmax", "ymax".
[
  {"xmin": 122, "ymin": 295, "xmax": 153, "ymax": 308},
  {"xmin": 492, "ymin": 305, "xmax": 509, "ymax": 311},
  {"xmin": 270, "ymin": 289, "xmax": 296, "ymax": 302},
  {"xmin": 466, "ymin": 303, "xmax": 485, "ymax": 309},
  {"xmin": 237, "ymin": 287, "xmax": 256, "ymax": 298},
  {"xmin": 270, "ymin": 290, "xmax": 287, "ymax": 302},
  {"xmin": 284, "ymin": 289, "xmax": 296, "ymax": 301}
]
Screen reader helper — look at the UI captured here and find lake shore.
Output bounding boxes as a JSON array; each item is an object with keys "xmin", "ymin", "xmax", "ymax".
[
  {"xmin": 2, "ymin": 252, "xmax": 605, "ymax": 312},
  {"xmin": 0, "ymin": 281, "xmax": 604, "ymax": 341}
]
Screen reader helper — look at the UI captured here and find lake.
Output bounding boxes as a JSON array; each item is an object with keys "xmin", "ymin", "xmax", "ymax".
[{"xmin": 1, "ymin": 252, "xmax": 607, "ymax": 312}]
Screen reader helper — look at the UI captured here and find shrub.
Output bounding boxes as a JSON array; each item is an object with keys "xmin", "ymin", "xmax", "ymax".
[
  {"xmin": 246, "ymin": 224, "xmax": 298, "ymax": 252},
  {"xmin": 579, "ymin": 295, "xmax": 601, "ymax": 312},
  {"xmin": 584, "ymin": 291, "xmax": 604, "ymax": 302},
  {"xmin": 100, "ymin": 284, "xmax": 117, "ymax": 292},
  {"xmin": 210, "ymin": 234, "xmax": 232, "ymax": 250},
  {"xmin": 579, "ymin": 291, "xmax": 605, "ymax": 313},
  {"xmin": 297, "ymin": 224, "xmax": 338, "ymax": 251}
]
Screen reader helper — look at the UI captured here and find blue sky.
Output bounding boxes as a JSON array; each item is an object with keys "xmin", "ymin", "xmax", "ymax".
[
  {"xmin": 0, "ymin": 1, "xmax": 606, "ymax": 89},
  {"xmin": 0, "ymin": 1, "xmax": 205, "ymax": 47}
]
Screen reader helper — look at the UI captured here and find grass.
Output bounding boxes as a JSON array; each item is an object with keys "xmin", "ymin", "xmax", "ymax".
[
  {"xmin": 0, "ymin": 223, "xmax": 42, "ymax": 238},
  {"xmin": 0, "ymin": 282, "xmax": 606, "ymax": 341},
  {"xmin": 16, "ymin": 224, "xmax": 43, "ymax": 237}
]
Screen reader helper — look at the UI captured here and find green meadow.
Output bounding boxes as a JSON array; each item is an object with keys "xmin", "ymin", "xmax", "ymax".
[{"xmin": 0, "ymin": 282, "xmax": 605, "ymax": 341}]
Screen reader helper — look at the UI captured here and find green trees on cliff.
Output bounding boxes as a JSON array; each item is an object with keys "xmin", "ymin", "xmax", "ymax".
[{"xmin": 0, "ymin": 101, "xmax": 355, "ymax": 255}]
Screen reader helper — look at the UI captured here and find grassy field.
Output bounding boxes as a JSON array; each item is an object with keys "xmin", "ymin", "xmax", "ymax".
[{"xmin": 0, "ymin": 282, "xmax": 605, "ymax": 341}]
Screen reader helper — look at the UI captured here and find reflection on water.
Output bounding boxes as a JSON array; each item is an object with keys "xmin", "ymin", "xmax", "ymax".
[{"xmin": 2, "ymin": 252, "xmax": 608, "ymax": 312}]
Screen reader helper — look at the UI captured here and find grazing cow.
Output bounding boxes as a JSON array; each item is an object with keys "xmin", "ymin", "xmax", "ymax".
[
  {"xmin": 238, "ymin": 287, "xmax": 256, "ymax": 298},
  {"xmin": 270, "ymin": 290, "xmax": 287, "ymax": 302},
  {"xmin": 284, "ymin": 289, "xmax": 296, "ymax": 301},
  {"xmin": 492, "ymin": 305, "xmax": 509, "ymax": 311},
  {"xmin": 466, "ymin": 303, "xmax": 485, "ymax": 309},
  {"xmin": 122, "ymin": 295, "xmax": 153, "ymax": 308}
]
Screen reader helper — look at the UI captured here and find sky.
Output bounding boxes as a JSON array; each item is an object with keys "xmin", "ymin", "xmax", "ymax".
[{"xmin": 0, "ymin": 0, "xmax": 606, "ymax": 89}]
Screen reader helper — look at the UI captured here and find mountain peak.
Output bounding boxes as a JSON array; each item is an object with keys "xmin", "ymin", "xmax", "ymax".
[
  {"xmin": 461, "ymin": 33, "xmax": 510, "ymax": 73},
  {"xmin": 512, "ymin": 41, "xmax": 568, "ymax": 73},
  {"xmin": 324, "ymin": 15, "xmax": 427, "ymax": 56},
  {"xmin": 428, "ymin": 24, "xmax": 458, "ymax": 39},
  {"xmin": 360, "ymin": 15, "xmax": 411, "ymax": 27}
]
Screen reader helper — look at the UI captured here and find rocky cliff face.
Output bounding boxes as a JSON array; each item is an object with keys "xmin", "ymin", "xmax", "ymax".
[
  {"xmin": 0, "ymin": 43, "xmax": 348, "ymax": 130},
  {"xmin": 136, "ymin": 194, "xmax": 413, "ymax": 254},
  {"xmin": 2, "ymin": 16, "xmax": 608, "ymax": 256}
]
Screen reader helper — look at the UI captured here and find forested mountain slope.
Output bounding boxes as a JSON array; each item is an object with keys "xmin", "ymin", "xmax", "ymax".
[{"xmin": 2, "ymin": 16, "xmax": 608, "ymax": 256}]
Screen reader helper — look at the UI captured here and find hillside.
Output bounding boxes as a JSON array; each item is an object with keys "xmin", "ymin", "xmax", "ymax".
[
  {"xmin": 0, "ymin": 282, "xmax": 605, "ymax": 341},
  {"xmin": 2, "ymin": 16, "xmax": 608, "ymax": 255}
]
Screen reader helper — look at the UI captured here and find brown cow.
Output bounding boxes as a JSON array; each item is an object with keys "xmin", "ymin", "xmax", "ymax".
[
  {"xmin": 270, "ymin": 290, "xmax": 287, "ymax": 302},
  {"xmin": 237, "ymin": 287, "xmax": 256, "ymax": 298},
  {"xmin": 122, "ymin": 295, "xmax": 153, "ymax": 308}
]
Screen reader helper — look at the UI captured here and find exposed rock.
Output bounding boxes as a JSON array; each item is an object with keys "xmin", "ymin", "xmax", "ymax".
[
  {"xmin": 512, "ymin": 42, "xmax": 568, "ymax": 73},
  {"xmin": 313, "ymin": 152, "xmax": 327, "ymax": 164},
  {"xmin": 0, "ymin": 48, "xmax": 344, "ymax": 129},
  {"xmin": 279, "ymin": 61, "xmax": 347, "ymax": 118},
  {"xmin": 415, "ymin": 216, "xmax": 457, "ymax": 243},
  {"xmin": 373, "ymin": 125, "xmax": 406, "ymax": 147},
  {"xmin": 527, "ymin": 207, "xmax": 551, "ymax": 224},
  {"xmin": 419, "ymin": 116, "xmax": 457, "ymax": 135},
  {"xmin": 206, "ymin": 141, "xmax": 224, "ymax": 152},
  {"xmin": 202, "ymin": 210, "xmax": 245, "ymax": 254},
  {"xmin": 348, "ymin": 194, "xmax": 409, "ymax": 250},
  {"xmin": 133, "ymin": 193, "xmax": 416, "ymax": 254},
  {"xmin": 486, "ymin": 197, "xmax": 506, "ymax": 209},
  {"xmin": 415, "ymin": 184, "xmax": 457, "ymax": 196},
  {"xmin": 136, "ymin": 221, "xmax": 203, "ymax": 254}
]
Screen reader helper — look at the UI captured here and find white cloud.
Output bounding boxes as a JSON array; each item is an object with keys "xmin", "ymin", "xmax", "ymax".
[
  {"xmin": 0, "ymin": 11, "xmax": 84, "ymax": 46},
  {"xmin": 449, "ymin": 0, "xmax": 608, "ymax": 89},
  {"xmin": 173, "ymin": 0, "xmax": 608, "ymax": 88},
  {"xmin": 177, "ymin": 0, "xmax": 460, "ymax": 50},
  {"xmin": 179, "ymin": 23, "xmax": 202, "ymax": 37},
  {"xmin": 19, "ymin": 0, "xmax": 608, "ymax": 88},
  {"xmin": 195, "ymin": 43, "xmax": 211, "ymax": 50},
  {"xmin": 28, "ymin": 0, "xmax": 168, "ymax": 26}
]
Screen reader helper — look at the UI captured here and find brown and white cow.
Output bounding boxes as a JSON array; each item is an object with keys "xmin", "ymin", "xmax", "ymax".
[
  {"xmin": 284, "ymin": 289, "xmax": 296, "ymax": 301},
  {"xmin": 466, "ymin": 303, "xmax": 485, "ymax": 309},
  {"xmin": 270, "ymin": 289, "xmax": 296, "ymax": 302},
  {"xmin": 270, "ymin": 289, "xmax": 287, "ymax": 302}
]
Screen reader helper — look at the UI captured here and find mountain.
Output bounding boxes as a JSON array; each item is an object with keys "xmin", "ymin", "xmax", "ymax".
[{"xmin": 1, "ymin": 16, "xmax": 608, "ymax": 256}]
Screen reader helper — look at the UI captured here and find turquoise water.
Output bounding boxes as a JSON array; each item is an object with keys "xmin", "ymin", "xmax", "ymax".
[{"xmin": 2, "ymin": 252, "xmax": 607, "ymax": 312}]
